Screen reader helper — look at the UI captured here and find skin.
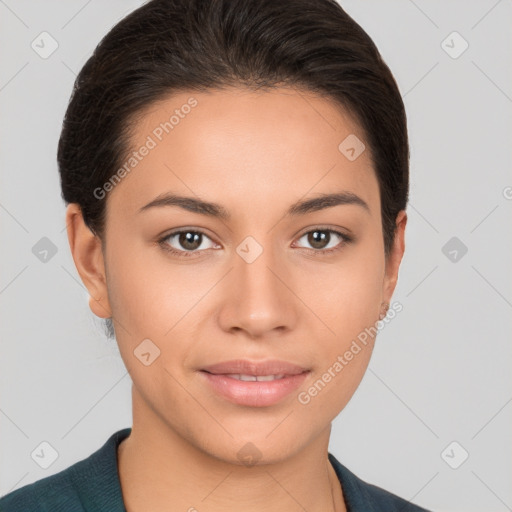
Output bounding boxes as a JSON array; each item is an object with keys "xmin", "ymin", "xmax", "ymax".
[{"xmin": 66, "ymin": 86, "xmax": 406, "ymax": 512}]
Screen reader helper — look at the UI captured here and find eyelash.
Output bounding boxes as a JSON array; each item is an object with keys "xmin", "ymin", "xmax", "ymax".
[{"xmin": 157, "ymin": 227, "xmax": 353, "ymax": 259}]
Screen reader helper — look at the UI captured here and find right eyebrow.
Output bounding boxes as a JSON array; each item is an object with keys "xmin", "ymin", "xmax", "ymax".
[{"xmin": 138, "ymin": 193, "xmax": 231, "ymax": 220}]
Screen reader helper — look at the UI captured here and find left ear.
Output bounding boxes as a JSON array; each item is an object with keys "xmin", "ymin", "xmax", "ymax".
[{"xmin": 381, "ymin": 209, "xmax": 407, "ymax": 305}]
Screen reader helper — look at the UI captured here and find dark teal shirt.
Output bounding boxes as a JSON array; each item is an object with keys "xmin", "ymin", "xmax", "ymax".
[{"xmin": 0, "ymin": 428, "xmax": 430, "ymax": 511}]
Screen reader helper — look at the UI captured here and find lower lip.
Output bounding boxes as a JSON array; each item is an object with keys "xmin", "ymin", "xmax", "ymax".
[{"xmin": 200, "ymin": 370, "xmax": 310, "ymax": 407}]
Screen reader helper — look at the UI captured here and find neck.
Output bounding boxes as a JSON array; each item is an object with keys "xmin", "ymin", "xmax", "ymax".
[{"xmin": 117, "ymin": 389, "xmax": 346, "ymax": 512}]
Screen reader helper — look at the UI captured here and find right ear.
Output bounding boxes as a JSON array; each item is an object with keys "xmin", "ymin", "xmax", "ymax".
[{"xmin": 65, "ymin": 203, "xmax": 112, "ymax": 319}]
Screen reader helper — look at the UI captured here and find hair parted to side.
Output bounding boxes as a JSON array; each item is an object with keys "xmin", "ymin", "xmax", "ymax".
[{"xmin": 58, "ymin": 0, "xmax": 409, "ymax": 340}]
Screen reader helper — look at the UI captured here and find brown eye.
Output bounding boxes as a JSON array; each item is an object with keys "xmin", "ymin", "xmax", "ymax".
[
  {"xmin": 177, "ymin": 231, "xmax": 202, "ymax": 251},
  {"xmin": 160, "ymin": 229, "xmax": 217, "ymax": 256},
  {"xmin": 295, "ymin": 228, "xmax": 351, "ymax": 254},
  {"xmin": 307, "ymin": 230, "xmax": 331, "ymax": 249}
]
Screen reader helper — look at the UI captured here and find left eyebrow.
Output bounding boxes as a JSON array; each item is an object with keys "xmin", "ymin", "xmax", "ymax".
[{"xmin": 287, "ymin": 191, "xmax": 370, "ymax": 216}]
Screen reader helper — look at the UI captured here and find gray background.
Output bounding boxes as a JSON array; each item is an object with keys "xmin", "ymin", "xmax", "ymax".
[{"xmin": 1, "ymin": 1, "xmax": 511, "ymax": 511}]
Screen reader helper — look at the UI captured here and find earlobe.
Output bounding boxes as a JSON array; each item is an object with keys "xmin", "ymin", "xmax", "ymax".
[
  {"xmin": 65, "ymin": 203, "xmax": 112, "ymax": 319},
  {"xmin": 381, "ymin": 210, "xmax": 407, "ymax": 305}
]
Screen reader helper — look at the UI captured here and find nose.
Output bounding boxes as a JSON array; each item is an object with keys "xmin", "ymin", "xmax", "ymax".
[{"xmin": 216, "ymin": 238, "xmax": 299, "ymax": 339}]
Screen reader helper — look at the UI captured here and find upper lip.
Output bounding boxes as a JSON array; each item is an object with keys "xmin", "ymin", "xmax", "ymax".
[{"xmin": 201, "ymin": 359, "xmax": 309, "ymax": 376}]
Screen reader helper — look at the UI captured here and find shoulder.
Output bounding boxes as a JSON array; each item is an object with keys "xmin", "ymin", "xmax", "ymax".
[
  {"xmin": 0, "ymin": 470, "xmax": 79, "ymax": 512},
  {"xmin": 0, "ymin": 428, "xmax": 131, "ymax": 512},
  {"xmin": 0, "ymin": 458, "xmax": 85, "ymax": 512},
  {"xmin": 328, "ymin": 453, "xmax": 432, "ymax": 512}
]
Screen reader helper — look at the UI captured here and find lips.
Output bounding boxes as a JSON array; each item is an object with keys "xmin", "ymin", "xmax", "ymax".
[
  {"xmin": 199, "ymin": 360, "xmax": 310, "ymax": 407},
  {"xmin": 200, "ymin": 359, "xmax": 309, "ymax": 377}
]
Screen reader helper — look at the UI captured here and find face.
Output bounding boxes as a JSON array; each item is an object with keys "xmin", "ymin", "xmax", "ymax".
[{"xmin": 68, "ymin": 86, "xmax": 406, "ymax": 465}]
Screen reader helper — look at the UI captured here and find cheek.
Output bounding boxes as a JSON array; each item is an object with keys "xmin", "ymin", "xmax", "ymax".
[
  {"xmin": 297, "ymin": 263, "xmax": 384, "ymax": 419},
  {"xmin": 304, "ymin": 243, "xmax": 385, "ymax": 338},
  {"xmin": 104, "ymin": 236, "xmax": 202, "ymax": 334},
  {"xmin": 301, "ymin": 235, "xmax": 384, "ymax": 400}
]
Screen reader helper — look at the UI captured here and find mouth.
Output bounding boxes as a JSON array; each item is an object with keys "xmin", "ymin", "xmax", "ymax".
[
  {"xmin": 199, "ymin": 359, "xmax": 310, "ymax": 407},
  {"xmin": 206, "ymin": 373, "xmax": 290, "ymax": 382},
  {"xmin": 200, "ymin": 358, "xmax": 309, "ymax": 376}
]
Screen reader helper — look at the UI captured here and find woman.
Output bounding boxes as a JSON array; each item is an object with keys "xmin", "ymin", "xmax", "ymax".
[{"xmin": 0, "ymin": 0, "xmax": 430, "ymax": 510}]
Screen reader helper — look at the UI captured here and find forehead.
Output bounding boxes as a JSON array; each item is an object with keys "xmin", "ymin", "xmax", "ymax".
[{"xmin": 106, "ymin": 86, "xmax": 379, "ymax": 221}]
